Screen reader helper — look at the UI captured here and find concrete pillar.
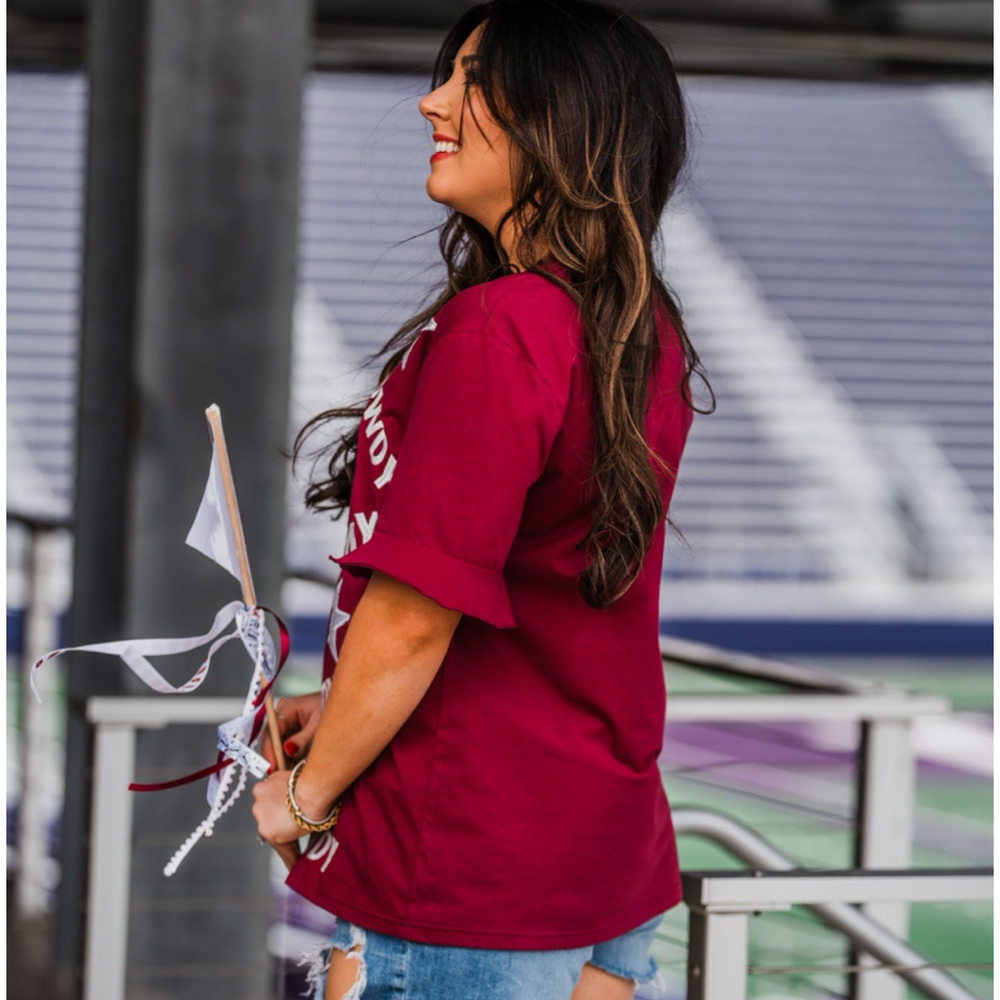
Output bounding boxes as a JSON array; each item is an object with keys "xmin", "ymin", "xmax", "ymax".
[
  {"xmin": 123, "ymin": 3, "xmax": 311, "ymax": 997},
  {"xmin": 55, "ymin": 0, "xmax": 148, "ymax": 989},
  {"xmin": 58, "ymin": 1, "xmax": 312, "ymax": 996}
]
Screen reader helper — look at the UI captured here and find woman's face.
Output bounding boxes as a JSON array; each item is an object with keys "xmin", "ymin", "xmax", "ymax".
[{"xmin": 419, "ymin": 26, "xmax": 515, "ymax": 236}]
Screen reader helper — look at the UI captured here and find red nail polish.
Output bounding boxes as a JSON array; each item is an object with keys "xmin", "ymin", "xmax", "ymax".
[{"xmin": 284, "ymin": 741, "xmax": 296, "ymax": 757}]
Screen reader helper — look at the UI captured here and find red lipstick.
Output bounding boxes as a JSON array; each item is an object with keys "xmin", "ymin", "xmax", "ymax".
[{"xmin": 430, "ymin": 132, "xmax": 460, "ymax": 163}]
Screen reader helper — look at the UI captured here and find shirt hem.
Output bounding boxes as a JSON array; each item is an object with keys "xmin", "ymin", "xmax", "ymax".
[{"xmin": 284, "ymin": 871, "xmax": 684, "ymax": 950}]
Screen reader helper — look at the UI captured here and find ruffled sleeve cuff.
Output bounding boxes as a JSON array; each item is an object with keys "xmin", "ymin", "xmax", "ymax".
[{"xmin": 331, "ymin": 529, "xmax": 517, "ymax": 630}]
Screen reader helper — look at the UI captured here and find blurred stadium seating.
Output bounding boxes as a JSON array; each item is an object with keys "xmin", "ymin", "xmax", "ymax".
[{"xmin": 8, "ymin": 69, "xmax": 991, "ymax": 656}]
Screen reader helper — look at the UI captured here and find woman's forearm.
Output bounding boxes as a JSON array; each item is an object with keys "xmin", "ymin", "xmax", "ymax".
[{"xmin": 292, "ymin": 570, "xmax": 462, "ymax": 819}]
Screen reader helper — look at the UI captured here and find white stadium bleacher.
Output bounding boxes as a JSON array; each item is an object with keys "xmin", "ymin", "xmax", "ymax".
[{"xmin": 6, "ymin": 70, "xmax": 992, "ymax": 657}]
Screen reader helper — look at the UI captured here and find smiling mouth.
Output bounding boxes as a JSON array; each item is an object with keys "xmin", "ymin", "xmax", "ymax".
[{"xmin": 430, "ymin": 138, "xmax": 461, "ymax": 162}]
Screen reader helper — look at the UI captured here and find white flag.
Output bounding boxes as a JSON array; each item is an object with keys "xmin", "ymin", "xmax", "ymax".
[{"xmin": 185, "ymin": 451, "xmax": 242, "ymax": 582}]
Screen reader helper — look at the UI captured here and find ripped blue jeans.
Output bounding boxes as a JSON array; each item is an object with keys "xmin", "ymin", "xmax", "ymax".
[{"xmin": 304, "ymin": 911, "xmax": 669, "ymax": 1000}]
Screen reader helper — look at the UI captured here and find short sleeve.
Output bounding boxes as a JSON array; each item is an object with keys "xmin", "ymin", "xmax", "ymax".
[{"xmin": 332, "ymin": 330, "xmax": 564, "ymax": 629}]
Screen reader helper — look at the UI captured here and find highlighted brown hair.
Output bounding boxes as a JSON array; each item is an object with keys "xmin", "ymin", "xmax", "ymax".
[{"xmin": 295, "ymin": 0, "xmax": 715, "ymax": 608}]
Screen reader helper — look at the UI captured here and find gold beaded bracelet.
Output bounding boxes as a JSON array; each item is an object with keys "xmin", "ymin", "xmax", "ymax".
[{"xmin": 285, "ymin": 758, "xmax": 342, "ymax": 833}]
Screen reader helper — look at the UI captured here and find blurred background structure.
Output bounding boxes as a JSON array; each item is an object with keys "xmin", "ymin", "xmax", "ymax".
[{"xmin": 6, "ymin": 1, "xmax": 992, "ymax": 999}]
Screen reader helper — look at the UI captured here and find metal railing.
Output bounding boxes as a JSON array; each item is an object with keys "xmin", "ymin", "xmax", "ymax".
[
  {"xmin": 83, "ymin": 697, "xmax": 246, "ymax": 1000},
  {"xmin": 77, "ymin": 643, "xmax": 959, "ymax": 1000},
  {"xmin": 681, "ymin": 855, "xmax": 991, "ymax": 1000},
  {"xmin": 661, "ymin": 631, "xmax": 949, "ymax": 1000}
]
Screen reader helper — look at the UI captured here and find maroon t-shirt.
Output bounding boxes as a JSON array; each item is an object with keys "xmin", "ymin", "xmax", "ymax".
[{"xmin": 285, "ymin": 262, "xmax": 695, "ymax": 949}]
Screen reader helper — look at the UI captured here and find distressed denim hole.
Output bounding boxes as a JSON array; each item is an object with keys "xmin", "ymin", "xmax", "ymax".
[{"xmin": 325, "ymin": 923, "xmax": 367, "ymax": 1000}]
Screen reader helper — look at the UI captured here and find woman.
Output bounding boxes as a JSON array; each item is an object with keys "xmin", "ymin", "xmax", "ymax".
[{"xmin": 252, "ymin": 2, "xmax": 712, "ymax": 997}]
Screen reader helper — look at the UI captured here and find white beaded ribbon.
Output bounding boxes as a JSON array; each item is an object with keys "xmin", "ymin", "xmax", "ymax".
[{"xmin": 31, "ymin": 601, "xmax": 281, "ymax": 875}]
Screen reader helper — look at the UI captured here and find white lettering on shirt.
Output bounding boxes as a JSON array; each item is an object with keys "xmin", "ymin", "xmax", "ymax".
[
  {"xmin": 344, "ymin": 520, "xmax": 358, "ymax": 554},
  {"xmin": 362, "ymin": 382, "xmax": 390, "ymax": 470},
  {"xmin": 374, "ymin": 454, "xmax": 397, "ymax": 490},
  {"xmin": 401, "ymin": 321, "xmax": 434, "ymax": 371},
  {"xmin": 345, "ymin": 318, "xmax": 431, "ymax": 575},
  {"xmin": 368, "ymin": 429, "xmax": 388, "ymax": 466},
  {"xmin": 326, "ymin": 577, "xmax": 352, "ymax": 664},
  {"xmin": 363, "ymin": 385, "xmax": 384, "ymax": 422},
  {"xmin": 355, "ymin": 511, "xmax": 378, "ymax": 544}
]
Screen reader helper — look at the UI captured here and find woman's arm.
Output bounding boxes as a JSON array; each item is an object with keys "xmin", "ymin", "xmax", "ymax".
[
  {"xmin": 296, "ymin": 569, "xmax": 463, "ymax": 815},
  {"xmin": 252, "ymin": 570, "xmax": 462, "ymax": 841}
]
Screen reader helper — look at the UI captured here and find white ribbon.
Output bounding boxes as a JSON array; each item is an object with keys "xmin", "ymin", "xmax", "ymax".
[
  {"xmin": 167, "ymin": 605, "xmax": 279, "ymax": 875},
  {"xmin": 207, "ymin": 605, "xmax": 277, "ymax": 797},
  {"xmin": 29, "ymin": 600, "xmax": 246, "ymax": 703},
  {"xmin": 30, "ymin": 600, "xmax": 283, "ymax": 876}
]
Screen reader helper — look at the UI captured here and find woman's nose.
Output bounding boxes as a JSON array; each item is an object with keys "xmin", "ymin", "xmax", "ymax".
[{"xmin": 419, "ymin": 85, "xmax": 450, "ymax": 125}]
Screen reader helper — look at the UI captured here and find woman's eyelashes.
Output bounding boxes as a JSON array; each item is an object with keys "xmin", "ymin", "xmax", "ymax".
[{"xmin": 461, "ymin": 55, "xmax": 481, "ymax": 86}]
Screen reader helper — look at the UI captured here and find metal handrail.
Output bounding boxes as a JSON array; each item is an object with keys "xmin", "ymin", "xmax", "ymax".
[
  {"xmin": 6, "ymin": 509, "xmax": 73, "ymax": 531},
  {"xmin": 661, "ymin": 632, "xmax": 892, "ymax": 695},
  {"xmin": 674, "ymin": 808, "xmax": 988, "ymax": 1000}
]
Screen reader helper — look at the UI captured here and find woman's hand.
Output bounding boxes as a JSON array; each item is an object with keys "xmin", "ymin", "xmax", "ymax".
[
  {"xmin": 251, "ymin": 770, "xmax": 302, "ymax": 846},
  {"xmin": 262, "ymin": 691, "xmax": 323, "ymax": 769}
]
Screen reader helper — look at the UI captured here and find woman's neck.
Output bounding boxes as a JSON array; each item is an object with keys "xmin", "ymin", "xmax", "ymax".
[{"xmin": 499, "ymin": 227, "xmax": 550, "ymax": 274}]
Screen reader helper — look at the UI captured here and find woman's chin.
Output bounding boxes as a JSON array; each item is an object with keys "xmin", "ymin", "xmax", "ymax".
[{"xmin": 424, "ymin": 176, "xmax": 456, "ymax": 208}]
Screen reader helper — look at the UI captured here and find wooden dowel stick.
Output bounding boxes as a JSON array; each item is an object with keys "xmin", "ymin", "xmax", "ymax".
[{"xmin": 204, "ymin": 405, "xmax": 299, "ymax": 870}]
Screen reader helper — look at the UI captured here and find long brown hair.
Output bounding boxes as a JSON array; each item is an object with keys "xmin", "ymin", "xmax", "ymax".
[{"xmin": 294, "ymin": 0, "xmax": 715, "ymax": 608}]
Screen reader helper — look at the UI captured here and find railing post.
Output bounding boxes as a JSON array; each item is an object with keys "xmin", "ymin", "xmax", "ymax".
[
  {"xmin": 686, "ymin": 907, "xmax": 750, "ymax": 1000},
  {"xmin": 851, "ymin": 716, "xmax": 916, "ymax": 1000},
  {"xmin": 16, "ymin": 527, "xmax": 63, "ymax": 918},
  {"xmin": 684, "ymin": 867, "xmax": 988, "ymax": 1000},
  {"xmin": 84, "ymin": 723, "xmax": 136, "ymax": 1000}
]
